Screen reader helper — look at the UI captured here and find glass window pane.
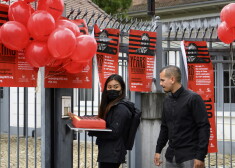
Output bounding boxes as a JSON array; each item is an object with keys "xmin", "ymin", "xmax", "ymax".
[
  {"xmin": 0, "ymin": 87, "xmax": 3, "ymax": 98},
  {"xmin": 223, "ymin": 71, "xmax": 229, "ymax": 86},
  {"xmin": 231, "ymin": 72, "xmax": 235, "ymax": 86},
  {"xmin": 224, "ymin": 88, "xmax": 235, "ymax": 103},
  {"xmin": 223, "ymin": 71, "xmax": 235, "ymax": 87}
]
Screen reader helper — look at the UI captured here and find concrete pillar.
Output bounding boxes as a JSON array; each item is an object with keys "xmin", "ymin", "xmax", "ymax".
[
  {"xmin": 136, "ymin": 92, "xmax": 166, "ymax": 168},
  {"xmin": 42, "ymin": 88, "xmax": 73, "ymax": 168}
]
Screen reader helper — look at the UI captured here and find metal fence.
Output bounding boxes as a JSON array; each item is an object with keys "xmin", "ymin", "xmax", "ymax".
[
  {"xmin": 0, "ymin": 2, "xmax": 235, "ymax": 168},
  {"xmin": 162, "ymin": 17, "xmax": 235, "ymax": 168},
  {"xmin": 0, "ymin": 87, "xmax": 41, "ymax": 168}
]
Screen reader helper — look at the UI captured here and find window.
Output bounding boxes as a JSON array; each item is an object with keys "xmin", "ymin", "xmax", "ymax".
[
  {"xmin": 215, "ymin": 55, "xmax": 235, "ymax": 111},
  {"xmin": 0, "ymin": 87, "xmax": 3, "ymax": 98},
  {"xmin": 223, "ymin": 67, "xmax": 235, "ymax": 103}
]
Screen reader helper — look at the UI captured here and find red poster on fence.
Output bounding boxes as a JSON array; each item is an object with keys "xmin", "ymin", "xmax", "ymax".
[
  {"xmin": 181, "ymin": 41, "xmax": 218, "ymax": 153},
  {"xmin": 44, "ymin": 19, "xmax": 92, "ymax": 88},
  {"xmin": 0, "ymin": 4, "xmax": 38, "ymax": 87},
  {"xmin": 0, "ymin": 4, "xmax": 8, "ymax": 26},
  {"xmin": 128, "ymin": 30, "xmax": 156, "ymax": 92},
  {"xmin": 44, "ymin": 62, "xmax": 92, "ymax": 88},
  {"xmin": 95, "ymin": 26, "xmax": 120, "ymax": 91},
  {"xmin": 0, "ymin": 45, "xmax": 38, "ymax": 87},
  {"xmin": 72, "ymin": 19, "xmax": 89, "ymax": 35}
]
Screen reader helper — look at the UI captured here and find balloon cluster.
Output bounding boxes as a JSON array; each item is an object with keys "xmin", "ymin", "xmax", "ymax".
[
  {"xmin": 0, "ymin": 0, "xmax": 97, "ymax": 74},
  {"xmin": 218, "ymin": 3, "xmax": 235, "ymax": 44}
]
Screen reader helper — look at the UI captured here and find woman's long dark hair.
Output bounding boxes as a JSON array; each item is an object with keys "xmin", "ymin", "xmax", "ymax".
[{"xmin": 98, "ymin": 74, "xmax": 126, "ymax": 119}]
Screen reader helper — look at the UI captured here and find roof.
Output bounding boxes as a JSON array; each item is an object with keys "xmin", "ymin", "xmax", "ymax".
[
  {"xmin": 0, "ymin": 0, "xmax": 109, "ymax": 26},
  {"xmin": 64, "ymin": 0, "xmax": 108, "ymax": 20},
  {"xmin": 128, "ymin": 0, "xmax": 235, "ymax": 20},
  {"xmin": 130, "ymin": 0, "xmax": 218, "ymax": 10}
]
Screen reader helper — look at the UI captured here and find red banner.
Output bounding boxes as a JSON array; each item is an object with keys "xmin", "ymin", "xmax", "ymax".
[
  {"xmin": 128, "ymin": 30, "xmax": 156, "ymax": 92},
  {"xmin": 0, "ymin": 45, "xmax": 38, "ymax": 87},
  {"xmin": 181, "ymin": 41, "xmax": 218, "ymax": 153},
  {"xmin": 72, "ymin": 19, "xmax": 89, "ymax": 35},
  {"xmin": 44, "ymin": 19, "xmax": 92, "ymax": 88},
  {"xmin": 0, "ymin": 4, "xmax": 8, "ymax": 26},
  {"xmin": 0, "ymin": 5, "xmax": 38, "ymax": 87},
  {"xmin": 95, "ymin": 26, "xmax": 120, "ymax": 91}
]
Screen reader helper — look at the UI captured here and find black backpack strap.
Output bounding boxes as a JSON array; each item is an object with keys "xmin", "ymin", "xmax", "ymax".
[{"xmin": 118, "ymin": 99, "xmax": 135, "ymax": 117}]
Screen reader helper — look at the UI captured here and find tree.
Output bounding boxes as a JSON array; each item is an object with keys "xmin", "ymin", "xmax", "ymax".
[{"xmin": 92, "ymin": 0, "xmax": 132, "ymax": 15}]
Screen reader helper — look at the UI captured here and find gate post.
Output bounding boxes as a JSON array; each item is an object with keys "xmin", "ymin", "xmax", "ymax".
[
  {"xmin": 134, "ymin": 16, "xmax": 165, "ymax": 168},
  {"xmin": 42, "ymin": 88, "xmax": 73, "ymax": 168},
  {"xmin": 155, "ymin": 16, "xmax": 163, "ymax": 91}
]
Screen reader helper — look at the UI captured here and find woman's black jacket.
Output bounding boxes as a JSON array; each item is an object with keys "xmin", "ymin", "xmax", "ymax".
[{"xmin": 89, "ymin": 101, "xmax": 132, "ymax": 163}]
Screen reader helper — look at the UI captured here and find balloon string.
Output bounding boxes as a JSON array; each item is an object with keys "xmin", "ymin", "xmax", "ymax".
[
  {"xmin": 11, "ymin": 11, "xmax": 15, "ymax": 21},
  {"xmin": 44, "ymin": 59, "xmax": 72, "ymax": 79},
  {"xmin": 28, "ymin": 3, "xmax": 32, "ymax": 15},
  {"xmin": 35, "ymin": 85, "xmax": 39, "ymax": 93},
  {"xmin": 44, "ymin": 70, "xmax": 66, "ymax": 79},
  {"xmin": 35, "ymin": 69, "xmax": 40, "ymax": 93}
]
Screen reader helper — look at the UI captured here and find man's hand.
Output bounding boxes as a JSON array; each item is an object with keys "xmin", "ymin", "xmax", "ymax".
[
  {"xmin": 154, "ymin": 153, "xmax": 162, "ymax": 166},
  {"xmin": 194, "ymin": 159, "xmax": 205, "ymax": 168}
]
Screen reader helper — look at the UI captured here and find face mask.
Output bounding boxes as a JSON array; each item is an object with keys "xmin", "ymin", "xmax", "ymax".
[{"xmin": 106, "ymin": 90, "xmax": 121, "ymax": 101}]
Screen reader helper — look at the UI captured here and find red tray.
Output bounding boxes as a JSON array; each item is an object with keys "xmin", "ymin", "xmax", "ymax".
[{"xmin": 71, "ymin": 115, "xmax": 106, "ymax": 129}]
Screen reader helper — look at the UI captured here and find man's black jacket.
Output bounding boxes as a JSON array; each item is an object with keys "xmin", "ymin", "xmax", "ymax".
[{"xmin": 156, "ymin": 86, "xmax": 210, "ymax": 163}]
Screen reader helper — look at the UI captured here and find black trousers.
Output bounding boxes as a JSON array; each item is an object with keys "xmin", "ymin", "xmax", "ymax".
[{"xmin": 99, "ymin": 162, "xmax": 121, "ymax": 168}]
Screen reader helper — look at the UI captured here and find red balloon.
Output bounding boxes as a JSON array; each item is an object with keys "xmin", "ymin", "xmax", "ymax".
[
  {"xmin": 48, "ymin": 28, "xmax": 76, "ymax": 59},
  {"xmin": 8, "ymin": 1, "xmax": 34, "ymax": 27},
  {"xmin": 27, "ymin": 10, "xmax": 55, "ymax": 41},
  {"xmin": 55, "ymin": 19, "xmax": 80, "ymax": 37},
  {"xmin": 217, "ymin": 22, "xmax": 235, "ymax": 44},
  {"xmin": 220, "ymin": 4, "xmax": 229, "ymax": 22},
  {"xmin": 63, "ymin": 60, "xmax": 88, "ymax": 74},
  {"xmin": 220, "ymin": 3, "xmax": 235, "ymax": 28},
  {"xmin": 70, "ymin": 35, "xmax": 97, "ymax": 62},
  {"xmin": 1, "ymin": 21, "xmax": 29, "ymax": 50},
  {"xmin": 25, "ymin": 41, "xmax": 54, "ymax": 67},
  {"xmin": 37, "ymin": 0, "xmax": 64, "ymax": 20}
]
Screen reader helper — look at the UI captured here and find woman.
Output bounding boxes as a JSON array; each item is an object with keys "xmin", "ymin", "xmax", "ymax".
[{"xmin": 89, "ymin": 74, "xmax": 132, "ymax": 168}]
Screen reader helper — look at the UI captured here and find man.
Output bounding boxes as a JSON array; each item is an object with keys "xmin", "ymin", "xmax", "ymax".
[{"xmin": 154, "ymin": 65, "xmax": 210, "ymax": 168}]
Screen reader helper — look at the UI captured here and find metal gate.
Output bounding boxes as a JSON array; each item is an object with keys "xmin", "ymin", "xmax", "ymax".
[
  {"xmin": 0, "ymin": 87, "xmax": 41, "ymax": 168},
  {"xmin": 0, "ymin": 2, "xmax": 235, "ymax": 168}
]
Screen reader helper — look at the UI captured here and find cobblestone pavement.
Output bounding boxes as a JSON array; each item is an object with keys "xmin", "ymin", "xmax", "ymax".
[
  {"xmin": 0, "ymin": 136, "xmax": 234, "ymax": 168},
  {"xmin": 0, "ymin": 136, "xmax": 99, "ymax": 168},
  {"xmin": 0, "ymin": 136, "xmax": 41, "ymax": 168},
  {"xmin": 205, "ymin": 153, "xmax": 235, "ymax": 168}
]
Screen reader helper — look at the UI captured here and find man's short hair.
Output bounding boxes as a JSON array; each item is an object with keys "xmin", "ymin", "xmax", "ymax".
[{"xmin": 160, "ymin": 65, "xmax": 182, "ymax": 83}]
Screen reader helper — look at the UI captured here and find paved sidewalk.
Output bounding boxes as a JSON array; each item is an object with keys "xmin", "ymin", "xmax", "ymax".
[{"xmin": 0, "ymin": 136, "xmax": 234, "ymax": 168}]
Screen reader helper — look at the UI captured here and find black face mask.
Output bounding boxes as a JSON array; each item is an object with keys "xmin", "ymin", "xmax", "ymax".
[{"xmin": 106, "ymin": 90, "xmax": 121, "ymax": 101}]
